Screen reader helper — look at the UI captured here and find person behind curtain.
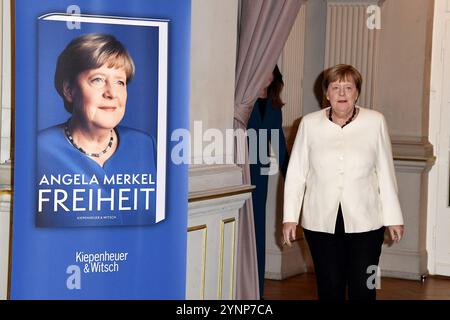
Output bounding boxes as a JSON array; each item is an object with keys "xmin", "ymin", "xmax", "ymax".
[
  {"xmin": 282, "ymin": 64, "xmax": 404, "ymax": 300},
  {"xmin": 247, "ymin": 65, "xmax": 289, "ymax": 298}
]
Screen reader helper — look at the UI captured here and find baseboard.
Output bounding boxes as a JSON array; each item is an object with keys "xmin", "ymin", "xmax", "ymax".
[{"xmin": 380, "ymin": 248, "xmax": 428, "ymax": 280}]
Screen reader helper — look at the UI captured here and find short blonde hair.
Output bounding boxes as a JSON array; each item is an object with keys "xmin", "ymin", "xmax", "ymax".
[
  {"xmin": 322, "ymin": 64, "xmax": 362, "ymax": 96},
  {"xmin": 54, "ymin": 33, "xmax": 135, "ymax": 113}
]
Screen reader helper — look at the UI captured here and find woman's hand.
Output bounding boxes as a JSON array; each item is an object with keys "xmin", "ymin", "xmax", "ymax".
[
  {"xmin": 282, "ymin": 222, "xmax": 297, "ymax": 247},
  {"xmin": 387, "ymin": 225, "xmax": 404, "ymax": 243}
]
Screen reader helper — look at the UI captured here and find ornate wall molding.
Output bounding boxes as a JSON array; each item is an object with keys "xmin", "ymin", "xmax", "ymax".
[{"xmin": 324, "ymin": 0, "xmax": 383, "ymax": 109}]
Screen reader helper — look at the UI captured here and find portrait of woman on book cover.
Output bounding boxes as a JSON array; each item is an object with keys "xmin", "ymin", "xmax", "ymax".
[{"xmin": 36, "ymin": 25, "xmax": 166, "ymax": 227}]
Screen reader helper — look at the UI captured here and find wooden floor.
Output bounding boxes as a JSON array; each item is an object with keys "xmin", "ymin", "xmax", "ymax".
[{"xmin": 264, "ymin": 273, "xmax": 450, "ymax": 300}]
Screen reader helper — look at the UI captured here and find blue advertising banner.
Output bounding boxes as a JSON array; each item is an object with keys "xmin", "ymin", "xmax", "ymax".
[{"xmin": 10, "ymin": 0, "xmax": 190, "ymax": 299}]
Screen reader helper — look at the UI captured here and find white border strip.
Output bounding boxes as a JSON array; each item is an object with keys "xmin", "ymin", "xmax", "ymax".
[
  {"xmin": 156, "ymin": 23, "xmax": 168, "ymax": 223},
  {"xmin": 40, "ymin": 13, "xmax": 169, "ymax": 25},
  {"xmin": 40, "ymin": 14, "xmax": 168, "ymax": 223}
]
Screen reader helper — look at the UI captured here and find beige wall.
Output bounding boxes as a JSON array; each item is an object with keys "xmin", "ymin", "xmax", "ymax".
[
  {"xmin": 302, "ymin": 0, "xmax": 327, "ymax": 116},
  {"xmin": 187, "ymin": 0, "xmax": 245, "ymax": 299},
  {"xmin": 190, "ymin": 0, "xmax": 238, "ymax": 164},
  {"xmin": 374, "ymin": 0, "xmax": 434, "ymax": 139}
]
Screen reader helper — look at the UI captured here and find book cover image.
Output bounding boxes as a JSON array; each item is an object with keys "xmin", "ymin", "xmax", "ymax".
[{"xmin": 36, "ymin": 14, "xmax": 168, "ymax": 227}]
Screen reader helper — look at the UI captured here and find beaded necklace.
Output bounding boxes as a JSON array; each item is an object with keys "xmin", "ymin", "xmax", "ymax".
[
  {"xmin": 329, "ymin": 106, "xmax": 357, "ymax": 128},
  {"xmin": 64, "ymin": 122, "xmax": 113, "ymax": 158}
]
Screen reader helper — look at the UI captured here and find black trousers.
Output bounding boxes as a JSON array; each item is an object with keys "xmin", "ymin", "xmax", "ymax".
[{"xmin": 303, "ymin": 205, "xmax": 385, "ymax": 300}]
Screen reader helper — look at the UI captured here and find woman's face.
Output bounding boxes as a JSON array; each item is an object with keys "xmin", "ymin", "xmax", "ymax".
[
  {"xmin": 326, "ymin": 78, "xmax": 359, "ymax": 113},
  {"xmin": 65, "ymin": 65, "xmax": 128, "ymax": 130}
]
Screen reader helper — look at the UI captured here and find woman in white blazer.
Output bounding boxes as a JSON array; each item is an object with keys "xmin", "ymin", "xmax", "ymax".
[{"xmin": 282, "ymin": 64, "xmax": 404, "ymax": 300}]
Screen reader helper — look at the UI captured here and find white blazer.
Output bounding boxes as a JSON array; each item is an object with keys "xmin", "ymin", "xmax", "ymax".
[{"xmin": 283, "ymin": 106, "xmax": 404, "ymax": 233}]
